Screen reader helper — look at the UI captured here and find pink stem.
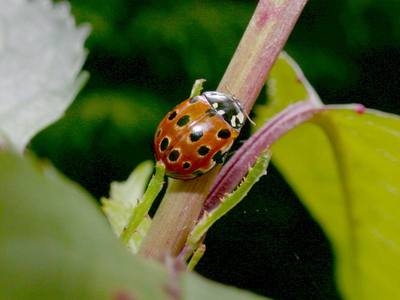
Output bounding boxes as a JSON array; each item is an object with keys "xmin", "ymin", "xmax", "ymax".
[
  {"xmin": 218, "ymin": 0, "xmax": 309, "ymax": 112},
  {"xmin": 139, "ymin": 0, "xmax": 309, "ymax": 261},
  {"xmin": 203, "ymin": 102, "xmax": 367, "ymax": 212},
  {"xmin": 203, "ymin": 101, "xmax": 323, "ymax": 212}
]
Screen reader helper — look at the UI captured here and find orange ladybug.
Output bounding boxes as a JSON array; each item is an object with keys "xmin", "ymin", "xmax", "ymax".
[{"xmin": 153, "ymin": 91, "xmax": 245, "ymax": 180}]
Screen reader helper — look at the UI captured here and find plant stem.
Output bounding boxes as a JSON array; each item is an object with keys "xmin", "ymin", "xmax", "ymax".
[
  {"xmin": 139, "ymin": 168, "xmax": 220, "ymax": 259},
  {"xmin": 139, "ymin": 0, "xmax": 308, "ymax": 261},
  {"xmin": 217, "ymin": 0, "xmax": 308, "ymax": 111},
  {"xmin": 204, "ymin": 101, "xmax": 321, "ymax": 212}
]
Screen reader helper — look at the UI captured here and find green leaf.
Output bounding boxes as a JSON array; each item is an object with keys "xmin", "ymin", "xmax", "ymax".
[
  {"xmin": 0, "ymin": 152, "xmax": 269, "ymax": 300},
  {"xmin": 255, "ymin": 53, "xmax": 400, "ymax": 299},
  {"xmin": 102, "ymin": 160, "xmax": 154, "ymax": 253},
  {"xmin": 182, "ymin": 273, "xmax": 269, "ymax": 300},
  {"xmin": 190, "ymin": 79, "xmax": 206, "ymax": 98},
  {"xmin": 0, "ymin": 152, "xmax": 169, "ymax": 300}
]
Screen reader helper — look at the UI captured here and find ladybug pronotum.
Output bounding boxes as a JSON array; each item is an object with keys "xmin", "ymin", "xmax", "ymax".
[{"xmin": 153, "ymin": 91, "xmax": 245, "ymax": 180}]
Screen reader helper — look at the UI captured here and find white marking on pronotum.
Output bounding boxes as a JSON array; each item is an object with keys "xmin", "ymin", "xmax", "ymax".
[
  {"xmin": 212, "ymin": 103, "xmax": 219, "ymax": 109},
  {"xmin": 217, "ymin": 110, "xmax": 225, "ymax": 115},
  {"xmin": 231, "ymin": 116, "xmax": 237, "ymax": 127},
  {"xmin": 237, "ymin": 112, "xmax": 244, "ymax": 124}
]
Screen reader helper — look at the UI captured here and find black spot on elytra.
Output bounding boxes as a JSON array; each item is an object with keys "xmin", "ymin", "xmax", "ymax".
[
  {"xmin": 193, "ymin": 170, "xmax": 204, "ymax": 177},
  {"xmin": 168, "ymin": 149, "xmax": 180, "ymax": 162},
  {"xmin": 160, "ymin": 138, "xmax": 169, "ymax": 151},
  {"xmin": 177, "ymin": 115, "xmax": 190, "ymax": 127},
  {"xmin": 212, "ymin": 151, "xmax": 225, "ymax": 164},
  {"xmin": 190, "ymin": 130, "xmax": 203, "ymax": 142},
  {"xmin": 198, "ymin": 146, "xmax": 210, "ymax": 156},
  {"xmin": 183, "ymin": 162, "xmax": 191, "ymax": 169},
  {"xmin": 156, "ymin": 129, "xmax": 162, "ymax": 137},
  {"xmin": 217, "ymin": 129, "xmax": 231, "ymax": 139},
  {"xmin": 168, "ymin": 111, "xmax": 177, "ymax": 120}
]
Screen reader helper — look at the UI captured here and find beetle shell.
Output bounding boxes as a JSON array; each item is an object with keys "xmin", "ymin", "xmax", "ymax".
[{"xmin": 153, "ymin": 92, "xmax": 244, "ymax": 180}]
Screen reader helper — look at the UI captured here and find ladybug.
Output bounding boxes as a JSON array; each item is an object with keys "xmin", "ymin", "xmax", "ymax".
[{"xmin": 153, "ymin": 91, "xmax": 245, "ymax": 180}]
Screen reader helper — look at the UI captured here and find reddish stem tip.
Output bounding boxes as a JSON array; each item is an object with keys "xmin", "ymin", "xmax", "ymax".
[{"xmin": 354, "ymin": 104, "xmax": 366, "ymax": 114}]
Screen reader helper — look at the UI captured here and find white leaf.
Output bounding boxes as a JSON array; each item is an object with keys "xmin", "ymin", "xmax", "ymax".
[{"xmin": 0, "ymin": 0, "xmax": 89, "ymax": 152}]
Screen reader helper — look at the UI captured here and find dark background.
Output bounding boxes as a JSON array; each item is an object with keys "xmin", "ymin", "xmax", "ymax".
[{"xmin": 31, "ymin": 1, "xmax": 400, "ymax": 299}]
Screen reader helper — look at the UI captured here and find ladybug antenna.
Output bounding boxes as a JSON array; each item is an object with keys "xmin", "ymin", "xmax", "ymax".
[{"xmin": 243, "ymin": 109, "xmax": 256, "ymax": 126}]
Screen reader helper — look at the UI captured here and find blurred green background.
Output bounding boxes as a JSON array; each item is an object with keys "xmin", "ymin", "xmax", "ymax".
[{"xmin": 31, "ymin": 1, "xmax": 400, "ymax": 299}]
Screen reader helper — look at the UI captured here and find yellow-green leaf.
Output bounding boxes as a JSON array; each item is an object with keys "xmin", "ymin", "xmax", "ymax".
[
  {"xmin": 0, "ymin": 152, "xmax": 168, "ymax": 300},
  {"xmin": 272, "ymin": 110, "xmax": 400, "ymax": 299},
  {"xmin": 255, "ymin": 52, "xmax": 400, "ymax": 299}
]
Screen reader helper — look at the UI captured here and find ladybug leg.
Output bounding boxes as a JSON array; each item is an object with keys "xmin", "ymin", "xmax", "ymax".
[
  {"xmin": 187, "ymin": 152, "xmax": 271, "ymax": 254},
  {"xmin": 190, "ymin": 78, "xmax": 206, "ymax": 98}
]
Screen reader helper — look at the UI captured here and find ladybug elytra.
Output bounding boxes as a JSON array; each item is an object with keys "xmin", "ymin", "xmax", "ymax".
[{"xmin": 153, "ymin": 91, "xmax": 245, "ymax": 180}]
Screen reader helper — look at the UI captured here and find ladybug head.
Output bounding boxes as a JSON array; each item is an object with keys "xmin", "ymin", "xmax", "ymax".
[{"xmin": 202, "ymin": 91, "xmax": 245, "ymax": 130}]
